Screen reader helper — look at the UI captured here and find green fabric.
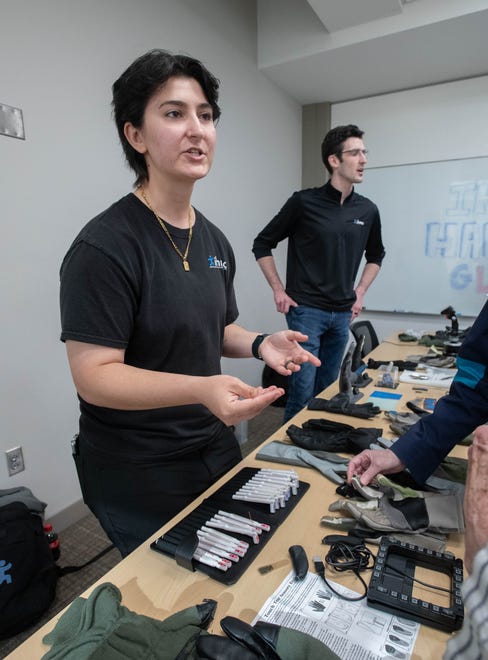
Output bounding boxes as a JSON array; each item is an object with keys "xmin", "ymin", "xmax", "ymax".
[
  {"xmin": 375, "ymin": 474, "xmax": 422, "ymax": 499},
  {"xmin": 459, "ymin": 432, "xmax": 474, "ymax": 447},
  {"xmin": 42, "ymin": 582, "xmax": 213, "ymax": 660},
  {"xmin": 274, "ymin": 626, "xmax": 340, "ymax": 660},
  {"xmin": 418, "ymin": 334, "xmax": 446, "ymax": 347},
  {"xmin": 397, "ymin": 333, "xmax": 418, "ymax": 342},
  {"xmin": 437, "ymin": 455, "xmax": 469, "ymax": 483}
]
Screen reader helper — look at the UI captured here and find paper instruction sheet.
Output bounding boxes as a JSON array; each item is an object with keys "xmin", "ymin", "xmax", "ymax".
[
  {"xmin": 253, "ymin": 570, "xmax": 419, "ymax": 659},
  {"xmin": 399, "ymin": 366, "xmax": 455, "ymax": 388}
]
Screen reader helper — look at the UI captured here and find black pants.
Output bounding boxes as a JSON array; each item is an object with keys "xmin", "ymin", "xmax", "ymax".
[{"xmin": 74, "ymin": 428, "xmax": 241, "ymax": 557}]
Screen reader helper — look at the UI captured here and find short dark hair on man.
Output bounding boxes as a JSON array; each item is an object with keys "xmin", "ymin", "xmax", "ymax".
[
  {"xmin": 321, "ymin": 124, "xmax": 364, "ymax": 174},
  {"xmin": 112, "ymin": 49, "xmax": 221, "ymax": 187}
]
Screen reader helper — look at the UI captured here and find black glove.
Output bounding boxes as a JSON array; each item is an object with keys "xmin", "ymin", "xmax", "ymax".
[
  {"xmin": 286, "ymin": 422, "xmax": 382, "ymax": 454},
  {"xmin": 197, "ymin": 634, "xmax": 269, "ymax": 660},
  {"xmin": 286, "ymin": 424, "xmax": 351, "ymax": 453},
  {"xmin": 303, "ymin": 418, "xmax": 383, "ymax": 452},
  {"xmin": 197, "ymin": 617, "xmax": 281, "ymax": 659},
  {"xmin": 196, "ymin": 616, "xmax": 339, "ymax": 660},
  {"xmin": 307, "ymin": 396, "xmax": 381, "ymax": 419},
  {"xmin": 367, "ymin": 358, "xmax": 418, "ymax": 371}
]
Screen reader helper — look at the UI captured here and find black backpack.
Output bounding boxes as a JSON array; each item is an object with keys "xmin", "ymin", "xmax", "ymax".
[
  {"xmin": 0, "ymin": 499, "xmax": 115, "ymax": 640},
  {"xmin": 0, "ymin": 501, "xmax": 58, "ymax": 639}
]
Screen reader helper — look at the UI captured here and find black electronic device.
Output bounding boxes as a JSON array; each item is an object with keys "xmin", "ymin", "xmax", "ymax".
[
  {"xmin": 423, "ymin": 397, "xmax": 436, "ymax": 412},
  {"xmin": 367, "ymin": 537, "xmax": 464, "ymax": 633},
  {"xmin": 441, "ymin": 305, "xmax": 459, "ymax": 337}
]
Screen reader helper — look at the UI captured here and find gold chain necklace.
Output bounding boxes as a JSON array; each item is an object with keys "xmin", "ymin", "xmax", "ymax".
[{"xmin": 139, "ymin": 186, "xmax": 193, "ymax": 271}]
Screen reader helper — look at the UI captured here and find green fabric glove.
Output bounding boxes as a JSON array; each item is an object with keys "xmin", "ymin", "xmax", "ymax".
[
  {"xmin": 397, "ymin": 333, "xmax": 418, "ymax": 342},
  {"xmin": 42, "ymin": 582, "xmax": 216, "ymax": 660},
  {"xmin": 255, "ymin": 621, "xmax": 340, "ymax": 660}
]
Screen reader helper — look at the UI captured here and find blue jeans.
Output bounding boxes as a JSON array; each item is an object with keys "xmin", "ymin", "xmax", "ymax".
[{"xmin": 284, "ymin": 305, "xmax": 352, "ymax": 421}]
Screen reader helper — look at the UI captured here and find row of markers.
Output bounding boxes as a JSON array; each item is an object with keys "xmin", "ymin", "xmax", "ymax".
[{"xmin": 193, "ymin": 468, "xmax": 299, "ymax": 572}]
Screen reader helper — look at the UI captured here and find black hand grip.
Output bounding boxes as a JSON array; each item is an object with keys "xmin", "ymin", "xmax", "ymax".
[
  {"xmin": 288, "ymin": 544, "xmax": 308, "ymax": 580},
  {"xmin": 322, "ymin": 534, "xmax": 365, "ymax": 547}
]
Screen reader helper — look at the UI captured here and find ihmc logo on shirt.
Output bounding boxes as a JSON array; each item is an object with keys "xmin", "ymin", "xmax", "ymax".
[{"xmin": 208, "ymin": 256, "xmax": 227, "ymax": 270}]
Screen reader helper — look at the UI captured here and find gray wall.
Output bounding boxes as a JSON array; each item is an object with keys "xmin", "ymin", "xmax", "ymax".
[{"xmin": 0, "ymin": 0, "xmax": 301, "ymax": 524}]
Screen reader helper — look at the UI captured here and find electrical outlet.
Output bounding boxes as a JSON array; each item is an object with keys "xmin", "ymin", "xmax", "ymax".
[
  {"xmin": 0, "ymin": 103, "xmax": 25, "ymax": 140},
  {"xmin": 6, "ymin": 446, "xmax": 25, "ymax": 476}
]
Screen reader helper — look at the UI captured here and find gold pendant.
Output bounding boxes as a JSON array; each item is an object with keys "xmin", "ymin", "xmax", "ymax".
[{"xmin": 183, "ymin": 260, "xmax": 190, "ymax": 272}]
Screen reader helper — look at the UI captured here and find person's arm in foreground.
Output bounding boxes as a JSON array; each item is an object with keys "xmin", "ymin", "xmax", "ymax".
[
  {"xmin": 66, "ymin": 327, "xmax": 319, "ymax": 428},
  {"xmin": 347, "ymin": 377, "xmax": 486, "ymax": 486},
  {"xmin": 463, "ymin": 425, "xmax": 488, "ymax": 573},
  {"xmin": 346, "ymin": 447, "xmax": 404, "ymax": 486},
  {"xmin": 443, "ymin": 425, "xmax": 488, "ymax": 660}
]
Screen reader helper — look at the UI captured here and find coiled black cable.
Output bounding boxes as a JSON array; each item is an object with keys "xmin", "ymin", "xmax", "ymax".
[{"xmin": 313, "ymin": 541, "xmax": 375, "ymax": 601}]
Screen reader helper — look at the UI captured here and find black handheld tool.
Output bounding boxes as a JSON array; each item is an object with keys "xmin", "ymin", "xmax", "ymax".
[
  {"xmin": 322, "ymin": 534, "xmax": 365, "ymax": 547},
  {"xmin": 288, "ymin": 545, "xmax": 308, "ymax": 580}
]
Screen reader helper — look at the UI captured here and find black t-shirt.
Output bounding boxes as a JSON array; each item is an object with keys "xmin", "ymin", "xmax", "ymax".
[
  {"xmin": 252, "ymin": 181, "xmax": 385, "ymax": 311},
  {"xmin": 60, "ymin": 193, "xmax": 238, "ymax": 459}
]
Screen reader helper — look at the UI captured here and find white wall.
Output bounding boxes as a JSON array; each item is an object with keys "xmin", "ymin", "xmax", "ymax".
[
  {"xmin": 0, "ymin": 0, "xmax": 301, "ymax": 524},
  {"xmin": 331, "ymin": 76, "xmax": 488, "ymax": 340}
]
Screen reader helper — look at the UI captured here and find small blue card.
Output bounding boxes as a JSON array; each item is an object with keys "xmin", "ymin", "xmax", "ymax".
[{"xmin": 368, "ymin": 390, "xmax": 402, "ymax": 410}]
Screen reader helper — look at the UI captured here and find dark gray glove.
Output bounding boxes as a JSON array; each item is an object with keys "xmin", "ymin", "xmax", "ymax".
[
  {"xmin": 286, "ymin": 422, "xmax": 382, "ymax": 454},
  {"xmin": 307, "ymin": 395, "xmax": 381, "ymax": 419}
]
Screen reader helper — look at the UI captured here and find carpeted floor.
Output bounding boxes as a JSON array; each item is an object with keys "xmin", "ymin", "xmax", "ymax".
[{"xmin": 0, "ymin": 405, "xmax": 285, "ymax": 658}]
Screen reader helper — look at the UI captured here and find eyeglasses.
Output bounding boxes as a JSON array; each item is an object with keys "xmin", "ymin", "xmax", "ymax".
[{"xmin": 339, "ymin": 148, "xmax": 368, "ymax": 157}]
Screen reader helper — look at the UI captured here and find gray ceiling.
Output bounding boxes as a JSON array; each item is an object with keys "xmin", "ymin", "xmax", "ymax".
[{"xmin": 257, "ymin": 0, "xmax": 488, "ymax": 104}]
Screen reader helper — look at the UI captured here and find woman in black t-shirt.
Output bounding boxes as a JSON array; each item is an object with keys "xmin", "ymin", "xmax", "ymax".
[{"xmin": 60, "ymin": 49, "xmax": 320, "ymax": 556}]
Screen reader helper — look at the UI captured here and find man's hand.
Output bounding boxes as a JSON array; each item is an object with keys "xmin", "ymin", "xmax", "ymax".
[
  {"xmin": 347, "ymin": 448, "xmax": 405, "ymax": 485},
  {"xmin": 259, "ymin": 330, "xmax": 321, "ymax": 376},
  {"xmin": 351, "ymin": 290, "xmax": 364, "ymax": 318},
  {"xmin": 273, "ymin": 289, "xmax": 298, "ymax": 314},
  {"xmin": 464, "ymin": 425, "xmax": 488, "ymax": 573}
]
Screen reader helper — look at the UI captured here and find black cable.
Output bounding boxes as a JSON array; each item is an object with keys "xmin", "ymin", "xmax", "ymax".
[{"xmin": 313, "ymin": 541, "xmax": 375, "ymax": 601}]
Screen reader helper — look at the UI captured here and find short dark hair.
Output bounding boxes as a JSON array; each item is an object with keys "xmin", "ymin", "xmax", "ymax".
[
  {"xmin": 321, "ymin": 124, "xmax": 364, "ymax": 174},
  {"xmin": 112, "ymin": 49, "xmax": 221, "ymax": 187}
]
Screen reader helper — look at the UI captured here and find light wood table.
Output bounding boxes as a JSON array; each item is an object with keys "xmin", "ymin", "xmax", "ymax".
[{"xmin": 8, "ymin": 336, "xmax": 463, "ymax": 659}]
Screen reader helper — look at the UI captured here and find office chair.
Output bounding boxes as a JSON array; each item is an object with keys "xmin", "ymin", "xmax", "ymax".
[
  {"xmin": 350, "ymin": 319, "xmax": 379, "ymax": 358},
  {"xmin": 262, "ymin": 364, "xmax": 288, "ymax": 407}
]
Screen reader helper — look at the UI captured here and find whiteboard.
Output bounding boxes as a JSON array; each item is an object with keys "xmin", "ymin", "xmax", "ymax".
[{"xmin": 359, "ymin": 157, "xmax": 488, "ymax": 316}]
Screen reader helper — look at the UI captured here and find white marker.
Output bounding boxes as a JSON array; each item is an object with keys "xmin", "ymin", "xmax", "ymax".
[
  {"xmin": 193, "ymin": 547, "xmax": 230, "ymax": 571},
  {"xmin": 196, "ymin": 538, "xmax": 239, "ymax": 562},
  {"xmin": 217, "ymin": 510, "xmax": 271, "ymax": 532}
]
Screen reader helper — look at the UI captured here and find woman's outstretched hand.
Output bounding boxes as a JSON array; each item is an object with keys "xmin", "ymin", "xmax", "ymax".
[{"xmin": 198, "ymin": 375, "xmax": 285, "ymax": 427}]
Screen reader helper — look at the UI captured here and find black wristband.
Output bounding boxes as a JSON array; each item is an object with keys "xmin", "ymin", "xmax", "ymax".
[{"xmin": 251, "ymin": 333, "xmax": 269, "ymax": 360}]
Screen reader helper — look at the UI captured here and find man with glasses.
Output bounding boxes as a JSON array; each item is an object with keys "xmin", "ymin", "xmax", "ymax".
[{"xmin": 252, "ymin": 125, "xmax": 385, "ymax": 421}]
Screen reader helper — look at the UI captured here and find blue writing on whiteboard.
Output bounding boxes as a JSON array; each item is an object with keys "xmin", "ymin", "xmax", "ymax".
[{"xmin": 423, "ymin": 180, "xmax": 488, "ymax": 295}]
